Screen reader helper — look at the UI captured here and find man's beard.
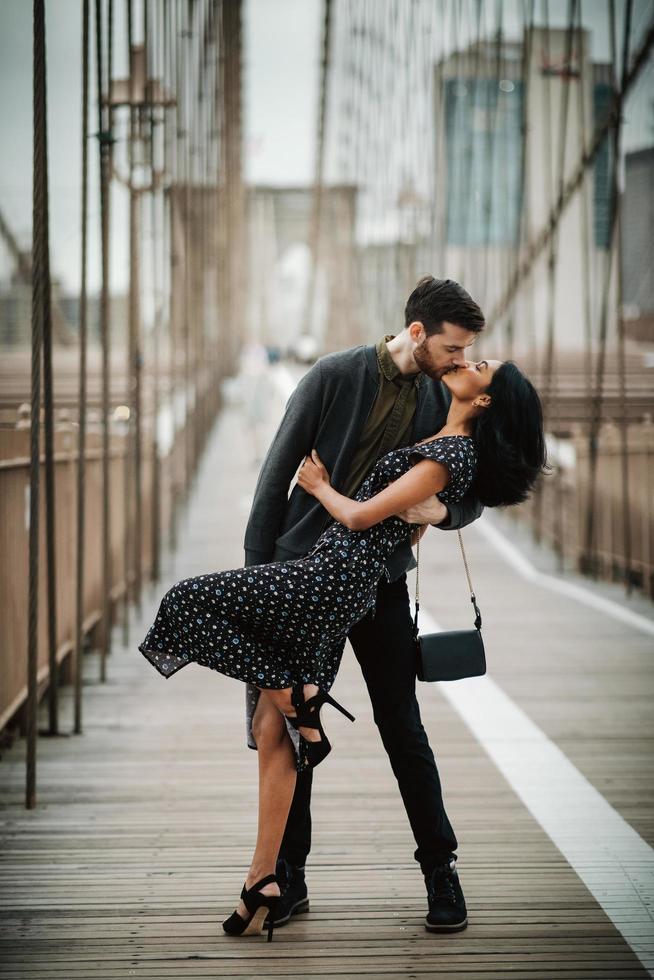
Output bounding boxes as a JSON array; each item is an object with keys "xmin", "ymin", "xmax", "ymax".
[{"xmin": 413, "ymin": 340, "xmax": 449, "ymax": 381}]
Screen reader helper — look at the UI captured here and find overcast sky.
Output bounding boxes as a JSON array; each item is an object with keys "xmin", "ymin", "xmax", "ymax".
[{"xmin": 0, "ymin": 0, "xmax": 651, "ymax": 295}]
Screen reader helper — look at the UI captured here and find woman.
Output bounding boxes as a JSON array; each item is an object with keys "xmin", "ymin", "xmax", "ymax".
[{"xmin": 138, "ymin": 358, "xmax": 547, "ymax": 940}]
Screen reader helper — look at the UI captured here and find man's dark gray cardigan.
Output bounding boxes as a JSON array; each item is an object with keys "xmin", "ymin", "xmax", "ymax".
[{"xmin": 244, "ymin": 343, "xmax": 483, "ymax": 581}]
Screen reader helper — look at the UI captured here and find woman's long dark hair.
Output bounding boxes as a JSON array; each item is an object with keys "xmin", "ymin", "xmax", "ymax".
[{"xmin": 472, "ymin": 361, "xmax": 548, "ymax": 507}]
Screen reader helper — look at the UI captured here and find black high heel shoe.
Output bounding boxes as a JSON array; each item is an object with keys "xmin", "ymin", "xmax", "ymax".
[
  {"xmin": 286, "ymin": 684, "xmax": 356, "ymax": 767},
  {"xmin": 222, "ymin": 874, "xmax": 280, "ymax": 942}
]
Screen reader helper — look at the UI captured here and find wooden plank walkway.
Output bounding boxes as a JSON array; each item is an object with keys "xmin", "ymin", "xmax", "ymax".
[{"xmin": 1, "ymin": 380, "xmax": 653, "ymax": 979}]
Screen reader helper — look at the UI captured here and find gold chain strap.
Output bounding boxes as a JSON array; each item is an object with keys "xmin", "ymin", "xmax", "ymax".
[
  {"xmin": 457, "ymin": 530, "xmax": 475, "ymax": 596},
  {"xmin": 415, "ymin": 529, "xmax": 475, "ymax": 608}
]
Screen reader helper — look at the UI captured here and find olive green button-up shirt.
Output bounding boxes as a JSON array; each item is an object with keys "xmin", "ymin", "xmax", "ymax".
[{"xmin": 342, "ymin": 335, "xmax": 422, "ymax": 498}]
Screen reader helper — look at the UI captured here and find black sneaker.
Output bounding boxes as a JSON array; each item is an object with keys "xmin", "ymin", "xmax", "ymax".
[
  {"xmin": 263, "ymin": 858, "xmax": 309, "ymax": 928},
  {"xmin": 424, "ymin": 856, "xmax": 468, "ymax": 932}
]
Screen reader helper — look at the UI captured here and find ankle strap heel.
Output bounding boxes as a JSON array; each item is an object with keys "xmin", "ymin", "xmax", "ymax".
[
  {"xmin": 286, "ymin": 686, "xmax": 356, "ymax": 768},
  {"xmin": 222, "ymin": 873, "xmax": 280, "ymax": 941}
]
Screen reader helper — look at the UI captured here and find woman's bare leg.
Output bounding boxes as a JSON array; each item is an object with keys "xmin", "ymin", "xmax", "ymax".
[
  {"xmin": 264, "ymin": 684, "xmax": 320, "ymax": 741},
  {"xmin": 235, "ymin": 691, "xmax": 296, "ymax": 917}
]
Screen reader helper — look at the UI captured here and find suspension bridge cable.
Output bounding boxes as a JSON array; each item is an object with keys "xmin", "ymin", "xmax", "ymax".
[
  {"xmin": 616, "ymin": 0, "xmax": 634, "ymax": 593},
  {"xmin": 74, "ymin": 0, "xmax": 91, "ymax": 736},
  {"xmin": 95, "ymin": 0, "xmax": 113, "ymax": 682},
  {"xmin": 534, "ymin": 0, "xmax": 578, "ymax": 554},
  {"xmin": 583, "ymin": 0, "xmax": 632, "ymax": 578},
  {"xmin": 302, "ymin": 0, "xmax": 332, "ymax": 339},
  {"xmin": 42, "ymin": 0, "xmax": 59, "ymax": 736},
  {"xmin": 26, "ymin": 0, "xmax": 50, "ymax": 809}
]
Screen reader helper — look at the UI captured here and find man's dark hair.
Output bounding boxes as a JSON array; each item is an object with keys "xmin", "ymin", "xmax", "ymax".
[{"xmin": 404, "ymin": 275, "xmax": 485, "ymax": 335}]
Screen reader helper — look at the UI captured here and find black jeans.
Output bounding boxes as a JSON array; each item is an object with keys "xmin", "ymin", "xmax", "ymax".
[{"xmin": 279, "ymin": 572, "xmax": 458, "ymax": 877}]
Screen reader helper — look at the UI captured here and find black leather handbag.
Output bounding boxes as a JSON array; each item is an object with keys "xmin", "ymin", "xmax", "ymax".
[{"xmin": 412, "ymin": 530, "xmax": 486, "ymax": 682}]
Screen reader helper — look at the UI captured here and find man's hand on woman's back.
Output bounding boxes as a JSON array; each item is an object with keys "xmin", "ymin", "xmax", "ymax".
[{"xmin": 397, "ymin": 497, "xmax": 448, "ymax": 527}]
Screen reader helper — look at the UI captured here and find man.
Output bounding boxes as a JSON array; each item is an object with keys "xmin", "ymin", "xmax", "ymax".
[{"xmin": 243, "ymin": 275, "xmax": 485, "ymax": 932}]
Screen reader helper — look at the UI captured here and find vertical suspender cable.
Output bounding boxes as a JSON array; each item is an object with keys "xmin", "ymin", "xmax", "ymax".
[
  {"xmin": 176, "ymin": 0, "xmax": 191, "ymax": 504},
  {"xmin": 302, "ymin": 0, "xmax": 333, "ymax": 339},
  {"xmin": 187, "ymin": 0, "xmax": 196, "ymax": 482},
  {"xmin": 215, "ymin": 0, "xmax": 223, "ymax": 374},
  {"xmin": 576, "ymin": 0, "xmax": 595, "ymax": 412},
  {"xmin": 148, "ymin": 0, "xmax": 162, "ymax": 584},
  {"xmin": 532, "ymin": 0, "xmax": 577, "ymax": 558},
  {"xmin": 455, "ymin": 0, "xmax": 484, "ymax": 288},
  {"xmin": 196, "ymin": 1, "xmax": 203, "ymax": 448},
  {"xmin": 425, "ymin": 0, "xmax": 442, "ymax": 279},
  {"xmin": 532, "ymin": 0, "xmax": 554, "ymax": 543},
  {"xmin": 209, "ymin": 0, "xmax": 220, "ymax": 397},
  {"xmin": 201, "ymin": 0, "xmax": 211, "ymax": 443},
  {"xmin": 338, "ymin": 2, "xmax": 355, "ymax": 338},
  {"xmin": 204, "ymin": 0, "xmax": 212, "ymax": 391},
  {"xmin": 121, "ymin": 0, "xmax": 134, "ymax": 643},
  {"xmin": 214, "ymin": 0, "xmax": 226, "ymax": 385},
  {"xmin": 27, "ymin": 0, "xmax": 50, "ymax": 808},
  {"xmin": 191, "ymin": 0, "xmax": 199, "ymax": 467},
  {"xmin": 184, "ymin": 0, "xmax": 193, "ymax": 494},
  {"xmin": 131, "ymin": 0, "xmax": 144, "ymax": 613},
  {"xmin": 480, "ymin": 0, "xmax": 505, "ymax": 316},
  {"xmin": 222, "ymin": 0, "xmax": 244, "ymax": 376},
  {"xmin": 553, "ymin": 1, "xmax": 578, "ymax": 570},
  {"xmin": 536, "ymin": 0, "xmax": 577, "ymax": 559},
  {"xmin": 74, "ymin": 0, "xmax": 91, "ymax": 735},
  {"xmin": 95, "ymin": 0, "xmax": 113, "ymax": 681},
  {"xmin": 506, "ymin": 0, "xmax": 535, "ymax": 361},
  {"xmin": 616, "ymin": 0, "xmax": 633, "ymax": 592},
  {"xmin": 170, "ymin": 0, "xmax": 179, "ymax": 506},
  {"xmin": 583, "ymin": 0, "xmax": 628, "ymax": 578},
  {"xmin": 42, "ymin": 0, "xmax": 59, "ymax": 736},
  {"xmin": 126, "ymin": 0, "xmax": 144, "ymax": 614},
  {"xmin": 398, "ymin": 0, "xmax": 418, "ymax": 297},
  {"xmin": 207, "ymin": 0, "xmax": 217, "ymax": 436},
  {"xmin": 164, "ymin": 0, "xmax": 177, "ymax": 554},
  {"xmin": 195, "ymin": 0, "xmax": 204, "ymax": 437}
]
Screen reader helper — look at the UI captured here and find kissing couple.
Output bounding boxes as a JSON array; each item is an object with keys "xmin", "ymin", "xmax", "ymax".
[{"xmin": 139, "ymin": 275, "xmax": 547, "ymax": 940}]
